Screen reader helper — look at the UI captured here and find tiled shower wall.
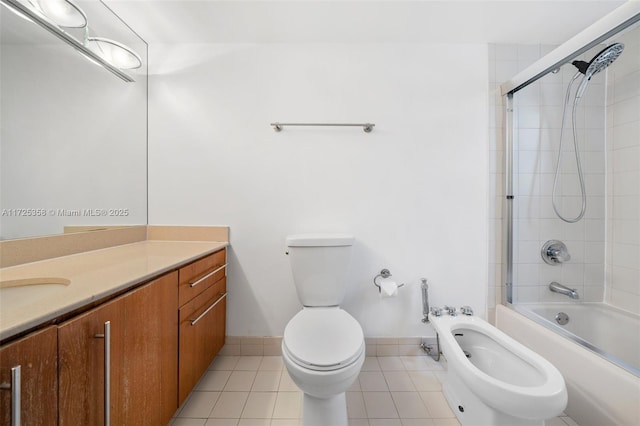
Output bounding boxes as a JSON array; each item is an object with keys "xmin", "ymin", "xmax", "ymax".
[
  {"xmin": 512, "ymin": 45, "xmax": 607, "ymax": 305},
  {"xmin": 606, "ymin": 25, "xmax": 640, "ymax": 314},
  {"xmin": 490, "ymin": 34, "xmax": 640, "ymax": 315}
]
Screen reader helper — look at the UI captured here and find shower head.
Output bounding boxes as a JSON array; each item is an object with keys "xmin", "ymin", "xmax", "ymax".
[
  {"xmin": 572, "ymin": 43, "xmax": 624, "ymax": 99},
  {"xmin": 572, "ymin": 43, "xmax": 624, "ymax": 78}
]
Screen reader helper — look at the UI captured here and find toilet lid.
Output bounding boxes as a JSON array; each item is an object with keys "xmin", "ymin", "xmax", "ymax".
[{"xmin": 283, "ymin": 308, "xmax": 364, "ymax": 371}]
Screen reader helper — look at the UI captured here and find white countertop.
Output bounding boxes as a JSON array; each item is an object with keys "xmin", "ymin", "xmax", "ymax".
[{"xmin": 0, "ymin": 240, "xmax": 227, "ymax": 341}]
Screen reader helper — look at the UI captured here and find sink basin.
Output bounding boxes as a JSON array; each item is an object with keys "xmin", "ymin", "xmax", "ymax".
[
  {"xmin": 0, "ymin": 277, "xmax": 71, "ymax": 312},
  {"xmin": 0, "ymin": 277, "xmax": 71, "ymax": 289}
]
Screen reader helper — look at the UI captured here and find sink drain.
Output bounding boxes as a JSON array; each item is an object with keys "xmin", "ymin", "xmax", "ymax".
[{"xmin": 555, "ymin": 312, "xmax": 569, "ymax": 325}]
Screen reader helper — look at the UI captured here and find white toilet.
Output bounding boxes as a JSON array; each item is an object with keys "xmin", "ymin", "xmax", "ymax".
[
  {"xmin": 282, "ymin": 234, "xmax": 365, "ymax": 426},
  {"xmin": 430, "ymin": 312, "xmax": 567, "ymax": 426}
]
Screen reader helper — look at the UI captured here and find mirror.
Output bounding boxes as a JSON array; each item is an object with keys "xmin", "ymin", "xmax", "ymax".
[{"xmin": 0, "ymin": 0, "xmax": 148, "ymax": 240}]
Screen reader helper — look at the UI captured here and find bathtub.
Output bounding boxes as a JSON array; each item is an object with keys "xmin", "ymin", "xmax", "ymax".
[
  {"xmin": 495, "ymin": 304, "xmax": 640, "ymax": 426},
  {"xmin": 516, "ymin": 302, "xmax": 639, "ymax": 375}
]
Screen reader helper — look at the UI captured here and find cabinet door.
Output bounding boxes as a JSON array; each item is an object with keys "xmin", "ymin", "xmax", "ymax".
[
  {"xmin": 58, "ymin": 298, "xmax": 124, "ymax": 426},
  {"xmin": 178, "ymin": 276, "xmax": 226, "ymax": 405},
  {"xmin": 0, "ymin": 326, "xmax": 58, "ymax": 426},
  {"xmin": 59, "ymin": 271, "xmax": 178, "ymax": 425},
  {"xmin": 120, "ymin": 271, "xmax": 178, "ymax": 425}
]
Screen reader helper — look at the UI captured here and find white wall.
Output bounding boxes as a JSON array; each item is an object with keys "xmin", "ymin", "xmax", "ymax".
[{"xmin": 149, "ymin": 43, "xmax": 488, "ymax": 337}]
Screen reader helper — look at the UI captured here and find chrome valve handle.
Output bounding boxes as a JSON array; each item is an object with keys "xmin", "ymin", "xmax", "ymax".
[
  {"xmin": 443, "ymin": 306, "xmax": 457, "ymax": 316},
  {"xmin": 542, "ymin": 240, "xmax": 571, "ymax": 265},
  {"xmin": 460, "ymin": 306, "xmax": 474, "ymax": 316}
]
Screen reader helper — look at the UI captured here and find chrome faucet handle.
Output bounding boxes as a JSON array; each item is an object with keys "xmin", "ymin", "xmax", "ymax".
[
  {"xmin": 443, "ymin": 305, "xmax": 457, "ymax": 316},
  {"xmin": 542, "ymin": 240, "xmax": 571, "ymax": 265},
  {"xmin": 429, "ymin": 307, "xmax": 443, "ymax": 317},
  {"xmin": 460, "ymin": 306, "xmax": 474, "ymax": 316}
]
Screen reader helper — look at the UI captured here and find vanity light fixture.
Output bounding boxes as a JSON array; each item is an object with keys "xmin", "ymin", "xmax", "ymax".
[
  {"xmin": 0, "ymin": 0, "xmax": 142, "ymax": 81},
  {"xmin": 30, "ymin": 0, "xmax": 88, "ymax": 28},
  {"xmin": 85, "ymin": 36, "xmax": 142, "ymax": 70}
]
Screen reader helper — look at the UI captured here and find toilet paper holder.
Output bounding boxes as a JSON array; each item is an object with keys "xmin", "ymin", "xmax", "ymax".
[{"xmin": 373, "ymin": 269, "xmax": 405, "ymax": 293}]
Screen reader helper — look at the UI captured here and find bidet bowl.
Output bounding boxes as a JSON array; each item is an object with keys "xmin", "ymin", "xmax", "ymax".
[{"xmin": 431, "ymin": 314, "xmax": 567, "ymax": 421}]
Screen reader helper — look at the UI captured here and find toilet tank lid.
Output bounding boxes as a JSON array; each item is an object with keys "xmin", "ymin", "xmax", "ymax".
[{"xmin": 286, "ymin": 234, "xmax": 355, "ymax": 247}]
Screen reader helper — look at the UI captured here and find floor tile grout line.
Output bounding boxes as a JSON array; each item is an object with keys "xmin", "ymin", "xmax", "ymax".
[{"xmin": 174, "ymin": 355, "xmax": 580, "ymax": 426}]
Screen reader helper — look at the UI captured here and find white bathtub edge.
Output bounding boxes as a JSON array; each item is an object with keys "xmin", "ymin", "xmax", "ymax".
[{"xmin": 495, "ymin": 304, "xmax": 640, "ymax": 426}]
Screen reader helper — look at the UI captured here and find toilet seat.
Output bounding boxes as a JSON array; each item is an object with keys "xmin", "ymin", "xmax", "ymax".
[{"xmin": 283, "ymin": 308, "xmax": 364, "ymax": 371}]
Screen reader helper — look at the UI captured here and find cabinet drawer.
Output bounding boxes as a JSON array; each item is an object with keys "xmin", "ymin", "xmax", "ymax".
[
  {"xmin": 179, "ymin": 276, "xmax": 226, "ymax": 326},
  {"xmin": 178, "ymin": 276, "xmax": 226, "ymax": 404},
  {"xmin": 179, "ymin": 248, "xmax": 226, "ymax": 306}
]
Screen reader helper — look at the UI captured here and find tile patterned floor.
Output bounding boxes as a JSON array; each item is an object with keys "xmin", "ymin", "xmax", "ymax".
[{"xmin": 170, "ymin": 355, "xmax": 579, "ymax": 426}]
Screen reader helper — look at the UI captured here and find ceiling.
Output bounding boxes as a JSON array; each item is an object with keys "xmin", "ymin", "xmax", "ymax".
[{"xmin": 102, "ymin": 0, "xmax": 627, "ymax": 45}]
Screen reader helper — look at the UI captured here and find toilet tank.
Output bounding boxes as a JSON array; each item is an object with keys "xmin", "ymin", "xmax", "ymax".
[{"xmin": 286, "ymin": 234, "xmax": 355, "ymax": 307}]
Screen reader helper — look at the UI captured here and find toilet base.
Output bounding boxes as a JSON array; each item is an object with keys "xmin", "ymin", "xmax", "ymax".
[
  {"xmin": 444, "ymin": 370, "xmax": 545, "ymax": 426},
  {"xmin": 302, "ymin": 392, "xmax": 347, "ymax": 426}
]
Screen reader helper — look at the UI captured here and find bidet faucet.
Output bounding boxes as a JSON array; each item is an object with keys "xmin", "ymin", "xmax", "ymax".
[
  {"xmin": 430, "ymin": 307, "xmax": 443, "ymax": 317},
  {"xmin": 460, "ymin": 306, "xmax": 474, "ymax": 316},
  {"xmin": 549, "ymin": 282, "xmax": 579, "ymax": 299},
  {"xmin": 443, "ymin": 306, "xmax": 457, "ymax": 316}
]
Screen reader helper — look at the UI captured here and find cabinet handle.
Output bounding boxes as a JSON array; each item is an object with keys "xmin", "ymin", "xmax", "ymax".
[
  {"xmin": 190, "ymin": 293, "xmax": 227, "ymax": 326},
  {"xmin": 189, "ymin": 264, "xmax": 226, "ymax": 288},
  {"xmin": 94, "ymin": 321, "xmax": 111, "ymax": 426},
  {"xmin": 0, "ymin": 365, "xmax": 21, "ymax": 426}
]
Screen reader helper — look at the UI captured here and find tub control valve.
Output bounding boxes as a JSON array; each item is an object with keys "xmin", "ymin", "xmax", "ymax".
[
  {"xmin": 542, "ymin": 240, "xmax": 571, "ymax": 265},
  {"xmin": 460, "ymin": 306, "xmax": 474, "ymax": 316},
  {"xmin": 429, "ymin": 307, "xmax": 443, "ymax": 317}
]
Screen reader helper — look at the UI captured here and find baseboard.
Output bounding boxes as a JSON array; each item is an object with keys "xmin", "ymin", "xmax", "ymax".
[{"xmin": 219, "ymin": 336, "xmax": 431, "ymax": 357}]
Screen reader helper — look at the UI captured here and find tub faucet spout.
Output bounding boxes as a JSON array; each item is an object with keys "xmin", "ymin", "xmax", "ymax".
[{"xmin": 549, "ymin": 281, "xmax": 579, "ymax": 299}]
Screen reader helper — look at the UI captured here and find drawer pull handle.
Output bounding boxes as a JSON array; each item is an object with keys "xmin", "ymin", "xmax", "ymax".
[
  {"xmin": 189, "ymin": 264, "xmax": 226, "ymax": 288},
  {"xmin": 190, "ymin": 293, "xmax": 227, "ymax": 326},
  {"xmin": 0, "ymin": 365, "xmax": 21, "ymax": 426},
  {"xmin": 94, "ymin": 321, "xmax": 111, "ymax": 426}
]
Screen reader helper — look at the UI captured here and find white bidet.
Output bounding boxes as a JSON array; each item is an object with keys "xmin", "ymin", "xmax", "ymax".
[{"xmin": 430, "ymin": 312, "xmax": 567, "ymax": 426}]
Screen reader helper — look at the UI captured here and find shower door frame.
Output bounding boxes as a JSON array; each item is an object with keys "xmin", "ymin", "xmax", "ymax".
[
  {"xmin": 501, "ymin": 2, "xmax": 640, "ymax": 308},
  {"xmin": 499, "ymin": 2, "xmax": 640, "ymax": 376}
]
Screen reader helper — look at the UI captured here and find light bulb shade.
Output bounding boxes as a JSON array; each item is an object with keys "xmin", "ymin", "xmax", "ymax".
[
  {"xmin": 33, "ymin": 0, "xmax": 87, "ymax": 28},
  {"xmin": 86, "ymin": 37, "xmax": 142, "ymax": 70}
]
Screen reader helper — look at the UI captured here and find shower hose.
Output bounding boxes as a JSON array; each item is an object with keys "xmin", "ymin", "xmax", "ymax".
[{"xmin": 552, "ymin": 71, "xmax": 587, "ymax": 223}]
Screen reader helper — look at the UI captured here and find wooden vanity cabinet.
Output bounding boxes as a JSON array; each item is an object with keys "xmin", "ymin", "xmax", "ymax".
[
  {"xmin": 58, "ymin": 271, "xmax": 178, "ymax": 426},
  {"xmin": 178, "ymin": 248, "xmax": 227, "ymax": 405},
  {"xmin": 0, "ymin": 326, "xmax": 58, "ymax": 426},
  {"xmin": 0, "ymin": 247, "xmax": 226, "ymax": 425}
]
